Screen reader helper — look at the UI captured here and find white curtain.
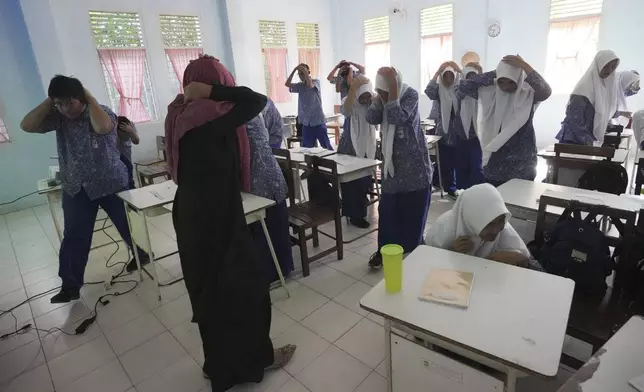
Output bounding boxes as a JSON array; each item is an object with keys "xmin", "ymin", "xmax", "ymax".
[
  {"xmin": 420, "ymin": 34, "xmax": 453, "ymax": 89},
  {"xmin": 365, "ymin": 42, "xmax": 391, "ymax": 83},
  {"xmin": 545, "ymin": 16, "xmax": 600, "ymax": 94}
]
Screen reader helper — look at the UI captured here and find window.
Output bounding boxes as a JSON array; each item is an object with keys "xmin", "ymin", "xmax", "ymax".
[
  {"xmin": 0, "ymin": 117, "xmax": 8, "ymax": 143},
  {"xmin": 364, "ymin": 16, "xmax": 390, "ymax": 83},
  {"xmin": 546, "ymin": 0, "xmax": 603, "ymax": 93},
  {"xmin": 90, "ymin": 11, "xmax": 158, "ymax": 122},
  {"xmin": 259, "ymin": 20, "xmax": 290, "ymax": 103},
  {"xmin": 160, "ymin": 14, "xmax": 204, "ymax": 96},
  {"xmin": 297, "ymin": 23, "xmax": 320, "ymax": 78},
  {"xmin": 420, "ymin": 4, "xmax": 453, "ymax": 89}
]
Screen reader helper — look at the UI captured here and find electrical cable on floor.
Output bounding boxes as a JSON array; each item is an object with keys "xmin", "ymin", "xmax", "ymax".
[{"xmin": 0, "ymin": 190, "xmax": 41, "ymax": 207}]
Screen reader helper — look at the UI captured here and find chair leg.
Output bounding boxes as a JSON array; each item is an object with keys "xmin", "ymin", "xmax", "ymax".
[
  {"xmin": 312, "ymin": 227, "xmax": 320, "ymax": 248},
  {"xmin": 298, "ymin": 229, "xmax": 310, "ymax": 277},
  {"xmin": 335, "ymin": 215, "xmax": 344, "ymax": 260}
]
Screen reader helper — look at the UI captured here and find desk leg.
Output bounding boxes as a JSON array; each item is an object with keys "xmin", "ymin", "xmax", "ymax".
[
  {"xmin": 630, "ymin": 160, "xmax": 638, "ymax": 194},
  {"xmin": 48, "ymin": 193, "xmax": 63, "ymax": 243},
  {"xmin": 435, "ymin": 144, "xmax": 444, "ymax": 198},
  {"xmin": 384, "ymin": 319, "xmax": 393, "ymax": 392},
  {"xmin": 123, "ymin": 202, "xmax": 144, "ymax": 284},
  {"xmin": 373, "ymin": 167, "xmax": 381, "ymax": 200},
  {"xmin": 259, "ymin": 217, "xmax": 290, "ymax": 298},
  {"xmin": 505, "ymin": 369, "xmax": 517, "ymax": 392},
  {"xmin": 296, "ymin": 164, "xmax": 307, "ymax": 202},
  {"xmin": 141, "ymin": 213, "xmax": 162, "ymax": 301}
]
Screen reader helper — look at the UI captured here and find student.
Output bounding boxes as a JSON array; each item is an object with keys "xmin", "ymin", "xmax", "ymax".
[
  {"xmin": 245, "ymin": 114, "xmax": 294, "ymax": 281},
  {"xmin": 338, "ymin": 74, "xmax": 377, "ymax": 228},
  {"xmin": 457, "ymin": 55, "xmax": 551, "ymax": 187},
  {"xmin": 617, "ymin": 70, "xmax": 640, "ymax": 114},
  {"xmin": 633, "ymin": 110, "xmax": 644, "ymax": 150},
  {"xmin": 327, "ymin": 60, "xmax": 365, "ymax": 98},
  {"xmin": 425, "ymin": 61, "xmax": 463, "ymax": 198},
  {"xmin": 425, "ymin": 183, "xmax": 541, "ymax": 269},
  {"xmin": 116, "ymin": 116, "xmax": 139, "ymax": 189},
  {"xmin": 556, "ymin": 50, "xmax": 620, "ymax": 145},
  {"xmin": 166, "ymin": 55, "xmax": 295, "ymax": 388},
  {"xmin": 286, "ymin": 63, "xmax": 332, "ymax": 149},
  {"xmin": 457, "ymin": 63, "xmax": 485, "ymax": 189},
  {"xmin": 366, "ymin": 67, "xmax": 433, "ymax": 267},
  {"xmin": 20, "ymin": 75, "xmax": 149, "ymax": 303},
  {"xmin": 262, "ymin": 98, "xmax": 284, "ymax": 148}
]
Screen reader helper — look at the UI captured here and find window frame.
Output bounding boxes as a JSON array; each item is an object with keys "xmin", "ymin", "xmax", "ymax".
[
  {"xmin": 259, "ymin": 20, "xmax": 290, "ymax": 103},
  {"xmin": 419, "ymin": 4, "xmax": 454, "ymax": 90},
  {"xmin": 160, "ymin": 14, "xmax": 204, "ymax": 96},
  {"xmin": 364, "ymin": 16, "xmax": 391, "ymax": 83}
]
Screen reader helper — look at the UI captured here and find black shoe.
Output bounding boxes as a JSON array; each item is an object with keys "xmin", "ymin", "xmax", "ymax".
[
  {"xmin": 126, "ymin": 254, "xmax": 150, "ymax": 273},
  {"xmin": 369, "ymin": 252, "xmax": 382, "ymax": 268},
  {"xmin": 50, "ymin": 288, "xmax": 80, "ymax": 304},
  {"xmin": 349, "ymin": 217, "xmax": 371, "ymax": 229},
  {"xmin": 447, "ymin": 191, "xmax": 458, "ymax": 200}
]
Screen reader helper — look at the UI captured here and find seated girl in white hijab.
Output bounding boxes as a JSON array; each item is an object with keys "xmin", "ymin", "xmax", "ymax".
[
  {"xmin": 425, "ymin": 183, "xmax": 542, "ymax": 270},
  {"xmin": 366, "ymin": 67, "xmax": 433, "ymax": 267},
  {"xmin": 337, "ymin": 74, "xmax": 377, "ymax": 228},
  {"xmin": 456, "ymin": 55, "xmax": 551, "ymax": 187},
  {"xmin": 556, "ymin": 50, "xmax": 621, "ymax": 145}
]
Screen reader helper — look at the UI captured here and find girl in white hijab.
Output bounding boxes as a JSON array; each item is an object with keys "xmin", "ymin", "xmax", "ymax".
[
  {"xmin": 556, "ymin": 50, "xmax": 620, "ymax": 145},
  {"xmin": 616, "ymin": 70, "xmax": 640, "ymax": 113},
  {"xmin": 457, "ymin": 55, "xmax": 551, "ymax": 187},
  {"xmin": 425, "ymin": 183, "xmax": 539, "ymax": 269},
  {"xmin": 337, "ymin": 74, "xmax": 377, "ymax": 228},
  {"xmin": 365, "ymin": 67, "xmax": 432, "ymax": 268}
]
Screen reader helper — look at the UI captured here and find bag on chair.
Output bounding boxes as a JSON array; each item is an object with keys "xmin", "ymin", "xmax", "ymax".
[
  {"xmin": 529, "ymin": 207, "xmax": 613, "ymax": 295},
  {"xmin": 576, "ymin": 160, "xmax": 628, "ymax": 195}
]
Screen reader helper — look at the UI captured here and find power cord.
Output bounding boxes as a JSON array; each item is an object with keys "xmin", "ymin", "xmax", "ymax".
[{"xmin": 0, "ymin": 190, "xmax": 41, "ymax": 207}]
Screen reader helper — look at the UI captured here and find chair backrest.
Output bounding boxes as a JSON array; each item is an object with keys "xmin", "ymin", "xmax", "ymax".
[
  {"xmin": 272, "ymin": 148, "xmax": 296, "ymax": 206},
  {"xmin": 551, "ymin": 143, "xmax": 615, "ymax": 185},
  {"xmin": 156, "ymin": 135, "xmax": 167, "ymax": 161},
  {"xmin": 303, "ymin": 155, "xmax": 341, "ymax": 210}
]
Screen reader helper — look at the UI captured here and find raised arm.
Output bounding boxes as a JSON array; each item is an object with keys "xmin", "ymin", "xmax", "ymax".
[
  {"xmin": 456, "ymin": 71, "xmax": 496, "ymax": 100},
  {"xmin": 120, "ymin": 121, "xmax": 140, "ymax": 145},
  {"xmin": 501, "ymin": 55, "xmax": 552, "ymax": 103},
  {"xmin": 385, "ymin": 88, "xmax": 419, "ymax": 126},
  {"xmin": 85, "ymin": 89, "xmax": 115, "ymax": 134},
  {"xmin": 20, "ymin": 98, "xmax": 57, "ymax": 133},
  {"xmin": 366, "ymin": 96, "xmax": 384, "ymax": 125},
  {"xmin": 425, "ymin": 80, "xmax": 439, "ymax": 100},
  {"xmin": 285, "ymin": 66, "xmax": 298, "ymax": 88},
  {"xmin": 349, "ymin": 62, "xmax": 365, "ymax": 74},
  {"xmin": 326, "ymin": 60, "xmax": 343, "ymax": 82}
]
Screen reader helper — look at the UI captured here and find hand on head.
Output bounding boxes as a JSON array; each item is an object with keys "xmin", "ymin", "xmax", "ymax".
[
  {"xmin": 465, "ymin": 62, "xmax": 483, "ymax": 74},
  {"xmin": 502, "ymin": 54, "xmax": 528, "ymax": 70},
  {"xmin": 183, "ymin": 82, "xmax": 212, "ymax": 103}
]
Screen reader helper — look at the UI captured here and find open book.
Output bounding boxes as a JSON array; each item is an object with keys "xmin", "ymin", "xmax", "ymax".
[{"xmin": 418, "ymin": 269, "xmax": 475, "ymax": 309}]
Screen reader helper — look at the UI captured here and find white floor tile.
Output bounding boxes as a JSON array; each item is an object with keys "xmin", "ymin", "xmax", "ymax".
[
  {"xmin": 301, "ymin": 302, "xmax": 362, "ymax": 343},
  {"xmin": 0, "ymin": 339, "xmax": 46, "ymax": 385},
  {"xmin": 16, "ymin": 252, "xmax": 58, "ymax": 275},
  {"xmin": 297, "ymin": 345, "xmax": 371, "ymax": 392},
  {"xmin": 375, "ymin": 359, "xmax": 387, "ymax": 377},
  {"xmin": 354, "ymin": 371, "xmax": 386, "ymax": 392},
  {"xmin": 352, "ymin": 241, "xmax": 379, "ymax": 258},
  {"xmin": 0, "ymin": 263, "xmax": 20, "ymax": 285},
  {"xmin": 226, "ymin": 368, "xmax": 291, "ymax": 392},
  {"xmin": 47, "ymin": 336, "xmax": 116, "ymax": 390},
  {"xmin": 366, "ymin": 312, "xmax": 384, "ymax": 326},
  {"xmin": 28, "ymin": 290, "xmax": 71, "ymax": 318},
  {"xmin": 57, "ymin": 359, "xmax": 132, "ymax": 392},
  {"xmin": 270, "ymin": 307, "xmax": 297, "ymax": 339},
  {"xmin": 335, "ymin": 318, "xmax": 385, "ymax": 369},
  {"xmin": 0, "ymin": 321, "xmax": 39, "ymax": 357},
  {"xmin": 271, "ymin": 324, "xmax": 330, "ymax": 376},
  {"xmin": 118, "ymin": 331, "xmax": 188, "ymax": 385},
  {"xmin": 169, "ymin": 319, "xmax": 202, "ymax": 354},
  {"xmin": 105, "ymin": 313, "xmax": 166, "ymax": 355},
  {"xmin": 276, "ymin": 378, "xmax": 310, "ymax": 392},
  {"xmin": 96, "ymin": 292, "xmax": 149, "ymax": 332},
  {"xmin": 360, "ymin": 268, "xmax": 384, "ymax": 287},
  {"xmin": 269, "ymin": 280, "xmax": 302, "ymax": 304},
  {"xmin": 325, "ymin": 252, "xmax": 370, "ymax": 280},
  {"xmin": 272, "ymin": 285, "xmax": 328, "ymax": 322},
  {"xmin": 135, "ymin": 356, "xmax": 207, "ymax": 392},
  {"xmin": 151, "ymin": 294, "xmax": 193, "ymax": 329},
  {"xmin": 298, "ymin": 265, "xmax": 355, "ymax": 298},
  {"xmin": 0, "ymin": 276, "xmax": 23, "ymax": 298},
  {"xmin": 136, "ymin": 279, "xmax": 188, "ymax": 310},
  {"xmin": 34, "ymin": 301, "xmax": 102, "ymax": 361},
  {"xmin": 0, "ymin": 289, "xmax": 33, "ymax": 332},
  {"xmin": 332, "ymin": 281, "xmax": 372, "ymax": 316},
  {"xmin": 25, "ymin": 276, "xmax": 61, "ymax": 298},
  {"xmin": 0, "ymin": 363, "xmax": 53, "ymax": 392}
]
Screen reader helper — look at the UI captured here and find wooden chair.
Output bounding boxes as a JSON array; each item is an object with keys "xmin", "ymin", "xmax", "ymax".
[
  {"xmin": 287, "ymin": 155, "xmax": 343, "ymax": 276},
  {"xmin": 272, "ymin": 148, "xmax": 297, "ymax": 207},
  {"xmin": 135, "ymin": 135, "xmax": 171, "ymax": 186},
  {"xmin": 534, "ymin": 194, "xmax": 638, "ymax": 369},
  {"xmin": 326, "ymin": 105, "xmax": 343, "ymax": 144},
  {"xmin": 550, "ymin": 143, "xmax": 615, "ymax": 185}
]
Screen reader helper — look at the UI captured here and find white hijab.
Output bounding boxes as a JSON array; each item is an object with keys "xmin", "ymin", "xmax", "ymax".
[
  {"xmin": 348, "ymin": 82, "xmax": 377, "ymax": 159},
  {"xmin": 375, "ymin": 70, "xmax": 408, "ymax": 179},
  {"xmin": 617, "ymin": 70, "xmax": 640, "ymax": 112},
  {"xmin": 633, "ymin": 110, "xmax": 644, "ymax": 148},
  {"xmin": 438, "ymin": 67, "xmax": 461, "ymax": 134},
  {"xmin": 459, "ymin": 66, "xmax": 480, "ymax": 137},
  {"xmin": 425, "ymin": 183, "xmax": 530, "ymax": 258},
  {"xmin": 571, "ymin": 50, "xmax": 620, "ymax": 142},
  {"xmin": 479, "ymin": 61, "xmax": 535, "ymax": 166}
]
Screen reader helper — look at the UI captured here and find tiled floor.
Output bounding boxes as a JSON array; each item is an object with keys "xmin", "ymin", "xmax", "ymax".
[{"xmin": 0, "ymin": 192, "xmax": 582, "ymax": 392}]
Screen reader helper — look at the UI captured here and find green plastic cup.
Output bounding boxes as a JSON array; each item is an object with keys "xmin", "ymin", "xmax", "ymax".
[{"xmin": 381, "ymin": 244, "xmax": 403, "ymax": 293}]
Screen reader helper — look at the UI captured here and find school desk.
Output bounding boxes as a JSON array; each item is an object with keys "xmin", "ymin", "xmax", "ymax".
[
  {"xmin": 557, "ymin": 316, "xmax": 644, "ymax": 392},
  {"xmin": 117, "ymin": 181, "xmax": 289, "ymax": 301},
  {"xmin": 538, "ymin": 145, "xmax": 629, "ymax": 186},
  {"xmin": 360, "ymin": 245, "xmax": 574, "ymax": 392},
  {"xmin": 425, "ymin": 135, "xmax": 444, "ymax": 198}
]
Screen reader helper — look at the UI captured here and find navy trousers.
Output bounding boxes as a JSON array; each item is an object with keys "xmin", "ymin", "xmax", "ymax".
[
  {"xmin": 249, "ymin": 200, "xmax": 294, "ymax": 283},
  {"xmin": 302, "ymin": 124, "xmax": 333, "ymax": 150},
  {"xmin": 436, "ymin": 142, "xmax": 457, "ymax": 193},
  {"xmin": 59, "ymin": 189, "xmax": 144, "ymax": 290},
  {"xmin": 120, "ymin": 154, "xmax": 135, "ymax": 190},
  {"xmin": 378, "ymin": 188, "xmax": 431, "ymax": 254},
  {"xmin": 455, "ymin": 137, "xmax": 484, "ymax": 190},
  {"xmin": 341, "ymin": 176, "xmax": 371, "ymax": 220}
]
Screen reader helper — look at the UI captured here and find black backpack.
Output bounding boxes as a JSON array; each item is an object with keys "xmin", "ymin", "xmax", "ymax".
[
  {"xmin": 577, "ymin": 160, "xmax": 628, "ymax": 195},
  {"xmin": 529, "ymin": 207, "xmax": 613, "ymax": 294},
  {"xmin": 611, "ymin": 220, "xmax": 644, "ymax": 302}
]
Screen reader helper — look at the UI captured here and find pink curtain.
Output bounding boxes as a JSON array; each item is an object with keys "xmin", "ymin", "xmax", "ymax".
[
  {"xmin": 263, "ymin": 48, "xmax": 290, "ymax": 103},
  {"xmin": 420, "ymin": 34, "xmax": 453, "ymax": 89},
  {"xmin": 98, "ymin": 48, "xmax": 150, "ymax": 123},
  {"xmin": 298, "ymin": 48, "xmax": 320, "ymax": 78},
  {"xmin": 166, "ymin": 48, "xmax": 204, "ymax": 93}
]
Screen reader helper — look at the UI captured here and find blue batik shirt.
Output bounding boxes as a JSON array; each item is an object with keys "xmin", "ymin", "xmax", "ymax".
[
  {"xmin": 330, "ymin": 71, "xmax": 360, "ymax": 99},
  {"xmin": 262, "ymin": 99, "xmax": 284, "ymax": 148},
  {"xmin": 42, "ymin": 105, "xmax": 127, "ymax": 200},
  {"xmin": 289, "ymin": 79, "xmax": 326, "ymax": 126},
  {"xmin": 246, "ymin": 116, "xmax": 288, "ymax": 203}
]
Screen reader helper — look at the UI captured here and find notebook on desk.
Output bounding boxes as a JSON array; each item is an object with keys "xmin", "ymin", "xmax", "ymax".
[{"xmin": 418, "ymin": 269, "xmax": 475, "ymax": 309}]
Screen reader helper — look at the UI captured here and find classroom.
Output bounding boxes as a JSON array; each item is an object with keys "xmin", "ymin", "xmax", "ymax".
[{"xmin": 1, "ymin": 0, "xmax": 644, "ymax": 391}]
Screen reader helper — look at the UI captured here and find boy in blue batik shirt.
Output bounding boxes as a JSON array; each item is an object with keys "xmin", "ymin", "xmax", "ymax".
[
  {"xmin": 326, "ymin": 60, "xmax": 365, "ymax": 99},
  {"xmin": 286, "ymin": 63, "xmax": 333, "ymax": 150}
]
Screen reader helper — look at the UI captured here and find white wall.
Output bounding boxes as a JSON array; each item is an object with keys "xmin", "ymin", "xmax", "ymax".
[
  {"xmin": 331, "ymin": 0, "xmax": 644, "ymax": 148},
  {"xmin": 20, "ymin": 0, "xmax": 233, "ymax": 163},
  {"xmin": 225, "ymin": 0, "xmax": 338, "ymax": 117}
]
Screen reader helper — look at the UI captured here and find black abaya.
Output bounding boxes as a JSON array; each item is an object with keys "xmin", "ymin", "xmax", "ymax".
[{"xmin": 171, "ymin": 86, "xmax": 272, "ymax": 391}]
